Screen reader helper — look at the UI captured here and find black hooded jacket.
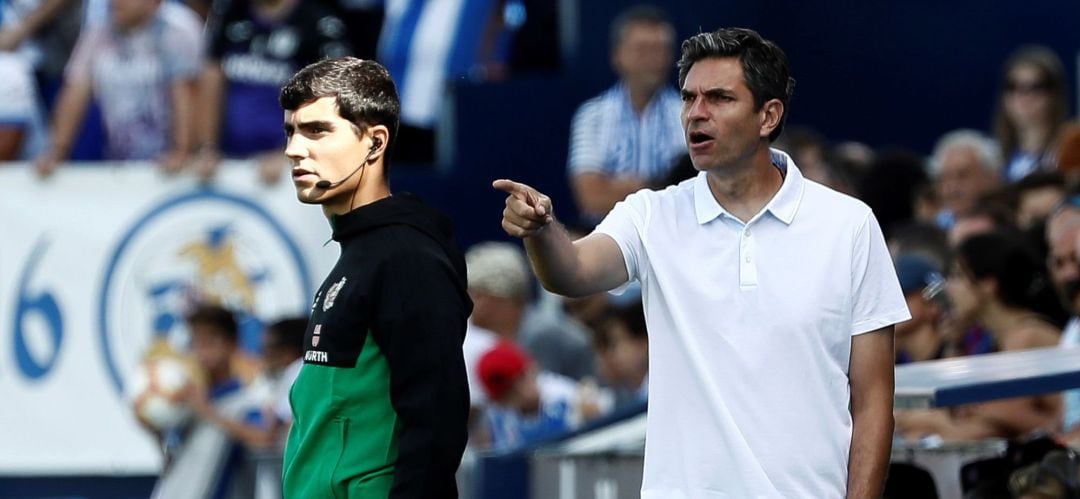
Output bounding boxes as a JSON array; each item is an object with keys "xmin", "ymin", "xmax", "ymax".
[{"xmin": 282, "ymin": 193, "xmax": 472, "ymax": 499}]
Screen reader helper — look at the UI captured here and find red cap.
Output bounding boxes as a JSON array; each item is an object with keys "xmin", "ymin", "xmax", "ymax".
[{"xmin": 478, "ymin": 341, "xmax": 531, "ymax": 401}]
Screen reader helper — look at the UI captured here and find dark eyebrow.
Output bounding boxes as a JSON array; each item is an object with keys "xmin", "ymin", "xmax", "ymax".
[
  {"xmin": 681, "ymin": 87, "xmax": 737, "ymax": 100},
  {"xmin": 284, "ymin": 120, "xmax": 336, "ymax": 135},
  {"xmin": 702, "ymin": 87, "xmax": 736, "ymax": 99}
]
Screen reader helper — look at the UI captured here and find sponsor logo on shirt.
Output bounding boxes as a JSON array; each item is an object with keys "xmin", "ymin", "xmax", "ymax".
[
  {"xmin": 305, "ymin": 350, "xmax": 329, "ymax": 363},
  {"xmin": 323, "ymin": 277, "xmax": 346, "ymax": 312}
]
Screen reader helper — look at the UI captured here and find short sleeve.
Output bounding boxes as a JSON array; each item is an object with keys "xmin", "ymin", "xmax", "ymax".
[
  {"xmin": 593, "ymin": 191, "xmax": 649, "ymax": 290},
  {"xmin": 850, "ymin": 211, "xmax": 911, "ymax": 335},
  {"xmin": 567, "ymin": 100, "xmax": 605, "ymax": 176},
  {"xmin": 64, "ymin": 28, "xmax": 105, "ymax": 83},
  {"xmin": 161, "ymin": 6, "xmax": 205, "ymax": 79}
]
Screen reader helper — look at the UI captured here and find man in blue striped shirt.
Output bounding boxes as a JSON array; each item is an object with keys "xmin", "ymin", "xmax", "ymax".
[{"xmin": 568, "ymin": 5, "xmax": 685, "ymax": 224}]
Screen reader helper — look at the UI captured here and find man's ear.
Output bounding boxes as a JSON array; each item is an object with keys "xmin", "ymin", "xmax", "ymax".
[
  {"xmin": 759, "ymin": 99, "xmax": 784, "ymax": 139},
  {"xmin": 368, "ymin": 125, "xmax": 390, "ymax": 162}
]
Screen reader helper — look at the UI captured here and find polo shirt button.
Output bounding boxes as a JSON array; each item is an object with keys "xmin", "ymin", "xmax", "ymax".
[
  {"xmin": 745, "ymin": 256, "xmax": 751, "ymax": 263},
  {"xmin": 745, "ymin": 229, "xmax": 751, "ymax": 236}
]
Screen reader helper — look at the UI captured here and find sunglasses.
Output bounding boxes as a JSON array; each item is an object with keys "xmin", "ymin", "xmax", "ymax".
[{"xmin": 1005, "ymin": 80, "xmax": 1052, "ymax": 94}]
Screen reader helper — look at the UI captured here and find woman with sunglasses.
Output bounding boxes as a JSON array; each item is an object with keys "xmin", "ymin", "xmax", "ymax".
[{"xmin": 994, "ymin": 45, "xmax": 1070, "ymax": 181}]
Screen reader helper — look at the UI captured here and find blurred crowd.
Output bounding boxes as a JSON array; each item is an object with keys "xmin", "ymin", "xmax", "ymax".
[
  {"xmin": 6, "ymin": 0, "xmax": 1080, "ymax": 497},
  {"xmin": 0, "ymin": 0, "xmax": 559, "ymax": 173}
]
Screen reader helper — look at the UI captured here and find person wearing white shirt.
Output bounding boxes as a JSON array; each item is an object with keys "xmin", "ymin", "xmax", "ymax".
[
  {"xmin": 493, "ymin": 27, "xmax": 907, "ymax": 498},
  {"xmin": 462, "ymin": 242, "xmax": 532, "ymax": 418},
  {"xmin": 567, "ymin": 5, "xmax": 685, "ymax": 223}
]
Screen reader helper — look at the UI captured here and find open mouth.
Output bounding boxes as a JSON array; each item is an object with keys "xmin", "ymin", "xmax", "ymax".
[
  {"xmin": 292, "ymin": 167, "xmax": 316, "ymax": 180},
  {"xmin": 689, "ymin": 131, "xmax": 715, "ymax": 146}
]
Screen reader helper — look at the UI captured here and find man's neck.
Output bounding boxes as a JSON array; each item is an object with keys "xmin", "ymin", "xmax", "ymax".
[
  {"xmin": 626, "ymin": 82, "xmax": 661, "ymax": 115},
  {"xmin": 705, "ymin": 146, "xmax": 784, "ymax": 223}
]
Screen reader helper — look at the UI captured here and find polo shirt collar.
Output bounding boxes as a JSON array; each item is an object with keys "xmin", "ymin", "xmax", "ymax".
[{"xmin": 694, "ymin": 148, "xmax": 806, "ymax": 225}]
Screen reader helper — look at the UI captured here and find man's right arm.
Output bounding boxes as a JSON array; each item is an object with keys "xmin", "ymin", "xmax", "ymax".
[{"xmin": 493, "ymin": 179, "xmax": 628, "ymax": 297}]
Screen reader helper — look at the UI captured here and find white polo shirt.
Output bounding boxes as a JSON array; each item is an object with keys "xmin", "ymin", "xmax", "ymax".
[{"xmin": 595, "ymin": 149, "xmax": 909, "ymax": 498}]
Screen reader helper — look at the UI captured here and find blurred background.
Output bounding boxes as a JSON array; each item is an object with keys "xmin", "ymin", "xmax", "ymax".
[{"xmin": 2, "ymin": 0, "xmax": 1080, "ymax": 498}]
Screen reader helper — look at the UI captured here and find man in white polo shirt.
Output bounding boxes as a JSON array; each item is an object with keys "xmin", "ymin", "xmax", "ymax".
[{"xmin": 493, "ymin": 27, "xmax": 908, "ymax": 498}]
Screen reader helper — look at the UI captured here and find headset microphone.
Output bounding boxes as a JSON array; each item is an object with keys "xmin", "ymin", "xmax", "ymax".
[{"xmin": 314, "ymin": 139, "xmax": 381, "ymax": 190}]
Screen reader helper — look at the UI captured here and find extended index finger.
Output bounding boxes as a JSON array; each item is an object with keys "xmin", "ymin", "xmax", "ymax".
[{"xmin": 492, "ymin": 179, "xmax": 530, "ymax": 198}]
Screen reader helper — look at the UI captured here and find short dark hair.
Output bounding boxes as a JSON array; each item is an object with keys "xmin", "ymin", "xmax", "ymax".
[
  {"xmin": 956, "ymin": 231, "xmax": 1066, "ymax": 326},
  {"xmin": 609, "ymin": 5, "xmax": 673, "ymax": 51},
  {"xmin": 266, "ymin": 317, "xmax": 308, "ymax": 354},
  {"xmin": 677, "ymin": 27, "xmax": 795, "ymax": 142},
  {"xmin": 280, "ymin": 57, "xmax": 401, "ymax": 162},
  {"xmin": 187, "ymin": 304, "xmax": 238, "ymax": 343}
]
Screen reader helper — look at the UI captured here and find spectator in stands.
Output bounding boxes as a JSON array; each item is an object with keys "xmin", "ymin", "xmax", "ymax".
[
  {"xmin": 928, "ymin": 129, "xmax": 1002, "ymax": 230},
  {"xmin": 773, "ymin": 129, "xmax": 865, "ymax": 198},
  {"xmin": 1013, "ymin": 172, "xmax": 1066, "ymax": 231},
  {"xmin": 947, "ymin": 202, "xmax": 1015, "ymax": 248},
  {"xmin": 0, "ymin": 50, "xmax": 46, "ymax": 159},
  {"xmin": 994, "ymin": 45, "xmax": 1070, "ymax": 181},
  {"xmin": 1045, "ymin": 197, "xmax": 1080, "ymax": 318},
  {"xmin": 517, "ymin": 226, "xmax": 599, "ymax": 382},
  {"xmin": 858, "ymin": 149, "xmax": 930, "ymax": 240},
  {"xmin": 35, "ymin": 0, "xmax": 204, "ymax": 176},
  {"xmin": 193, "ymin": 0, "xmax": 351, "ymax": 184},
  {"xmin": 148, "ymin": 304, "xmax": 264, "ymax": 499},
  {"xmin": 591, "ymin": 302, "xmax": 648, "ymax": 407},
  {"xmin": 823, "ymin": 140, "xmax": 874, "ymax": 197},
  {"xmin": 377, "ymin": 0, "xmax": 508, "ymax": 163},
  {"xmin": 478, "ymin": 341, "xmax": 604, "ymax": 451},
  {"xmin": 893, "ymin": 254, "xmax": 948, "ymax": 364},
  {"xmin": 1061, "ymin": 229, "xmax": 1080, "ymax": 446},
  {"xmin": 775, "ymin": 125, "xmax": 829, "ymax": 185},
  {"xmin": 899, "ymin": 232, "xmax": 1063, "ymax": 442},
  {"xmin": 0, "ymin": 0, "xmax": 83, "ymax": 100},
  {"xmin": 888, "ymin": 222, "xmax": 950, "ymax": 272},
  {"xmin": 255, "ymin": 317, "xmax": 305, "ymax": 436},
  {"xmin": 1045, "ymin": 197, "xmax": 1080, "ymax": 440},
  {"xmin": 462, "ymin": 242, "xmax": 531, "ymax": 418},
  {"xmin": 518, "ymin": 290, "xmax": 597, "ymax": 382},
  {"xmin": 567, "ymin": 5, "xmax": 683, "ymax": 224},
  {"xmin": 167, "ymin": 313, "xmax": 306, "ymax": 494}
]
